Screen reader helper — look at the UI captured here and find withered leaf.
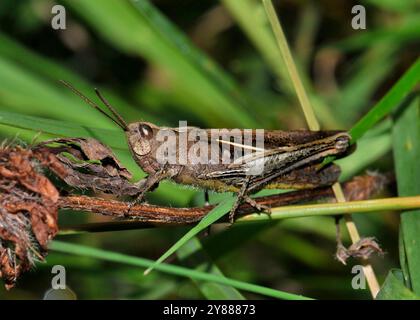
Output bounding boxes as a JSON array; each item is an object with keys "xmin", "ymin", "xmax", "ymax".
[
  {"xmin": 34, "ymin": 138, "xmax": 141, "ymax": 196},
  {"xmin": 336, "ymin": 237, "xmax": 383, "ymax": 265},
  {"xmin": 37, "ymin": 138, "xmax": 132, "ymax": 179}
]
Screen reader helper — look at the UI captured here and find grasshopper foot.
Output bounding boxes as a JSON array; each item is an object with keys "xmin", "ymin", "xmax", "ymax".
[
  {"xmin": 244, "ymin": 196, "xmax": 271, "ymax": 216},
  {"xmin": 125, "ymin": 192, "xmax": 148, "ymax": 216}
]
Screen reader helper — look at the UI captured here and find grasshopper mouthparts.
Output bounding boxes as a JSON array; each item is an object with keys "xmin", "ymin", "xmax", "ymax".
[{"xmin": 333, "ymin": 132, "xmax": 351, "ymax": 152}]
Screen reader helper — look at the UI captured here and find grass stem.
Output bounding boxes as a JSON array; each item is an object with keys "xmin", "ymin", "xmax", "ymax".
[{"xmin": 262, "ymin": 0, "xmax": 379, "ymax": 298}]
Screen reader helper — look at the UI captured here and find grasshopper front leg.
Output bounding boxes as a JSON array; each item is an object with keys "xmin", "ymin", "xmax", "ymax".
[{"xmin": 129, "ymin": 165, "xmax": 176, "ymax": 208}]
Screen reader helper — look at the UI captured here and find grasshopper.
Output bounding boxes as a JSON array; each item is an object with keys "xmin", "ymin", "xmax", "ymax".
[{"xmin": 61, "ymin": 81, "xmax": 353, "ymax": 222}]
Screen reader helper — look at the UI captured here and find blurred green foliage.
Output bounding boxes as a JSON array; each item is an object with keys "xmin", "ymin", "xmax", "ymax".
[{"xmin": 0, "ymin": 0, "xmax": 419, "ymax": 299}]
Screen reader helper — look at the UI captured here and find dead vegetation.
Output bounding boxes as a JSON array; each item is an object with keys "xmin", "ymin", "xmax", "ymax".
[{"xmin": 0, "ymin": 144, "xmax": 59, "ymax": 289}]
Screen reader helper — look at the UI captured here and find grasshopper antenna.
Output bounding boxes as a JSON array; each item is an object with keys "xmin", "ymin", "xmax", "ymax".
[
  {"xmin": 59, "ymin": 80, "xmax": 128, "ymax": 131},
  {"xmin": 94, "ymin": 88, "xmax": 128, "ymax": 131}
]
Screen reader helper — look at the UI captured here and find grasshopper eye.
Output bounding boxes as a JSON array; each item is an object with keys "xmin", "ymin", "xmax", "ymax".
[{"xmin": 139, "ymin": 124, "xmax": 153, "ymax": 140}]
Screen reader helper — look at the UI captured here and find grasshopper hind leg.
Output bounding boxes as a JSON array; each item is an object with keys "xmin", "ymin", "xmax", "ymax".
[
  {"xmin": 229, "ymin": 177, "xmax": 272, "ymax": 224},
  {"xmin": 229, "ymin": 177, "xmax": 250, "ymax": 224}
]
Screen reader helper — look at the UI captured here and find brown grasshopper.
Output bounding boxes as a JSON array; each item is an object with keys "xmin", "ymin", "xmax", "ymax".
[{"xmin": 61, "ymin": 81, "xmax": 353, "ymax": 222}]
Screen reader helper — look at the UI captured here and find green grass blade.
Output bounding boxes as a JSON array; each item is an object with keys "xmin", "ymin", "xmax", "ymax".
[
  {"xmin": 333, "ymin": 15, "xmax": 420, "ymax": 52},
  {"xmin": 240, "ymin": 196, "xmax": 420, "ymax": 221},
  {"xmin": 376, "ymin": 269, "xmax": 419, "ymax": 300},
  {"xmin": 363, "ymin": 0, "xmax": 420, "ymax": 13},
  {"xmin": 350, "ymin": 57, "xmax": 420, "ymax": 141},
  {"xmin": 202, "ymin": 222, "xmax": 274, "ymax": 261},
  {"xmin": 0, "ymin": 110, "xmax": 126, "ymax": 149},
  {"xmin": 262, "ymin": 0, "xmax": 319, "ymax": 130},
  {"xmin": 222, "ymin": 0, "xmax": 288, "ymax": 88},
  {"xmin": 224, "ymin": 0, "xmax": 338, "ymax": 128},
  {"xmin": 336, "ymin": 133, "xmax": 392, "ymax": 181},
  {"xmin": 177, "ymin": 237, "xmax": 245, "ymax": 300},
  {"xmin": 392, "ymin": 97, "xmax": 420, "ymax": 295},
  {"xmin": 334, "ymin": 45, "xmax": 397, "ymax": 124},
  {"xmin": 0, "ymin": 56, "xmax": 131, "ymax": 129},
  {"xmin": 144, "ymin": 199, "xmax": 235, "ymax": 275},
  {"xmin": 50, "ymin": 240, "xmax": 310, "ymax": 300},
  {"xmin": 399, "ymin": 224, "xmax": 411, "ymax": 288},
  {"xmin": 63, "ymin": 0, "xmax": 256, "ymax": 127},
  {"xmin": 0, "ymin": 32, "xmax": 152, "ymax": 123}
]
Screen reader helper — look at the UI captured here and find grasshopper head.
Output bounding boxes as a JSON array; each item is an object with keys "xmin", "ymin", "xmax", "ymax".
[{"xmin": 126, "ymin": 122, "xmax": 160, "ymax": 157}]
